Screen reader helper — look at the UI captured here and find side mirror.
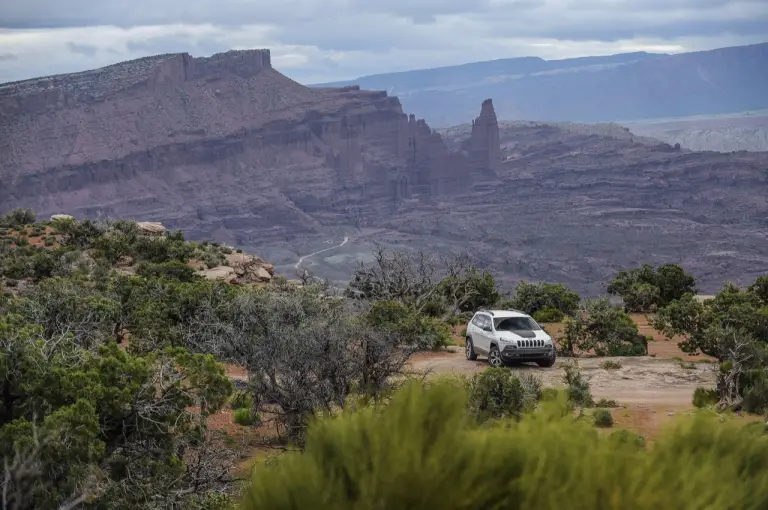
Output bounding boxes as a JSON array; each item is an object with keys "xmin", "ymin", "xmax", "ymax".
[{"xmin": 483, "ymin": 325, "xmax": 492, "ymax": 332}]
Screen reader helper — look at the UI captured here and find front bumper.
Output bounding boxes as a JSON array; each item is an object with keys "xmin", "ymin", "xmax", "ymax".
[{"xmin": 501, "ymin": 344, "xmax": 554, "ymax": 361}]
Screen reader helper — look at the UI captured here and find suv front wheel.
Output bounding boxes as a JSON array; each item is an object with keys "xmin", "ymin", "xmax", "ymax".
[
  {"xmin": 488, "ymin": 345, "xmax": 503, "ymax": 367},
  {"xmin": 537, "ymin": 349, "xmax": 557, "ymax": 368}
]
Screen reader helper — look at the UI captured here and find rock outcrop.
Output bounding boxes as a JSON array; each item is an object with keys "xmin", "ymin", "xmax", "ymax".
[
  {"xmin": 468, "ymin": 99, "xmax": 502, "ymax": 174},
  {"xmin": 0, "ymin": 49, "xmax": 499, "ymax": 242},
  {"xmin": 136, "ymin": 222, "xmax": 166, "ymax": 235}
]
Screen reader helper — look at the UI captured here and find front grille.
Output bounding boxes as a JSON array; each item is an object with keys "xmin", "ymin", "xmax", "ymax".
[{"xmin": 519, "ymin": 339, "xmax": 545, "ymax": 348}]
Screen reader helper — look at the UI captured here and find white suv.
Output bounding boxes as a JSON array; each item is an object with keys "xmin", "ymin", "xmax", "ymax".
[{"xmin": 465, "ymin": 309, "xmax": 556, "ymax": 367}]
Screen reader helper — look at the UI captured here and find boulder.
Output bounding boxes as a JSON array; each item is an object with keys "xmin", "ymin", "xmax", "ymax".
[
  {"xmin": 137, "ymin": 221, "xmax": 166, "ymax": 234},
  {"xmin": 202, "ymin": 266, "xmax": 237, "ymax": 282},
  {"xmin": 50, "ymin": 214, "xmax": 74, "ymax": 221},
  {"xmin": 254, "ymin": 266, "xmax": 272, "ymax": 282}
]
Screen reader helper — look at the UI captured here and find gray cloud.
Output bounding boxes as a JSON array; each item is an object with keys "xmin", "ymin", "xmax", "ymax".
[
  {"xmin": 67, "ymin": 42, "xmax": 98, "ymax": 56},
  {"xmin": 2, "ymin": 0, "xmax": 766, "ymax": 38},
  {"xmin": 0, "ymin": 0, "xmax": 765, "ymax": 84}
]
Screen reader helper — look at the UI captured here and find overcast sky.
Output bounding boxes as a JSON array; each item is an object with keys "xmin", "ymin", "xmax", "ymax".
[{"xmin": 0, "ymin": 0, "xmax": 766, "ymax": 84}]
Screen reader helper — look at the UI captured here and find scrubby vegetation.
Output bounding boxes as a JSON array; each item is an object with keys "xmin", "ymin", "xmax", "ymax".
[
  {"xmin": 0, "ymin": 215, "xmax": 414, "ymax": 508},
  {"xmin": 652, "ymin": 276, "xmax": 768, "ymax": 412},
  {"xmin": 562, "ymin": 361, "xmax": 594, "ymax": 407},
  {"xmin": 241, "ymin": 382, "xmax": 768, "ymax": 510},
  {"xmin": 593, "ymin": 408, "xmax": 614, "ymax": 428},
  {"xmin": 560, "ymin": 297, "xmax": 647, "ymax": 356},
  {"xmin": 502, "ymin": 280, "xmax": 580, "ymax": 318},
  {"xmin": 465, "ymin": 368, "xmax": 541, "ymax": 423},
  {"xmin": 600, "ymin": 360, "xmax": 623, "ymax": 370},
  {"xmin": 608, "ymin": 263, "xmax": 696, "ymax": 312},
  {"xmin": 2, "ymin": 208, "xmax": 767, "ymax": 508}
]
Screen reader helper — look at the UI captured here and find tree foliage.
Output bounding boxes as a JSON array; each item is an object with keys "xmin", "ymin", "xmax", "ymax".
[
  {"xmin": 652, "ymin": 276, "xmax": 768, "ymax": 413},
  {"xmin": 364, "ymin": 300, "xmax": 452, "ymax": 351},
  {"xmin": 0, "ymin": 209, "xmax": 37, "ymax": 229},
  {"xmin": 346, "ymin": 247, "xmax": 499, "ymax": 318},
  {"xmin": 561, "ymin": 298, "xmax": 646, "ymax": 356},
  {"xmin": 607, "ymin": 263, "xmax": 696, "ymax": 312},
  {"xmin": 503, "ymin": 281, "xmax": 580, "ymax": 318},
  {"xmin": 0, "ymin": 314, "xmax": 234, "ymax": 509}
]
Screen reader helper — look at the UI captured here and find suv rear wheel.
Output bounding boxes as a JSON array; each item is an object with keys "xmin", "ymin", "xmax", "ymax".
[{"xmin": 465, "ymin": 337, "xmax": 478, "ymax": 361}]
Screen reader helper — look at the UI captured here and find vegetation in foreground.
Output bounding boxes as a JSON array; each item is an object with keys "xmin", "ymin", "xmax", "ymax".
[
  {"xmin": 241, "ymin": 382, "xmax": 768, "ymax": 510},
  {"xmin": 1, "ymin": 208, "xmax": 767, "ymax": 509}
]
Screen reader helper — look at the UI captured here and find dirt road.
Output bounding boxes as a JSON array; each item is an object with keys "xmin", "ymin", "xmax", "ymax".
[
  {"xmin": 294, "ymin": 236, "xmax": 350, "ymax": 271},
  {"xmin": 408, "ymin": 348, "xmax": 715, "ymax": 406}
]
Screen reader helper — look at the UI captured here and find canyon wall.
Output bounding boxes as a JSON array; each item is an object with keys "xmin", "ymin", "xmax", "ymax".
[{"xmin": 0, "ymin": 50, "xmax": 500, "ymax": 244}]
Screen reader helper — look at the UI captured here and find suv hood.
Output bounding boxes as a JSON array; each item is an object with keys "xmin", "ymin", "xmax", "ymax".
[{"xmin": 498, "ymin": 330, "xmax": 550, "ymax": 341}]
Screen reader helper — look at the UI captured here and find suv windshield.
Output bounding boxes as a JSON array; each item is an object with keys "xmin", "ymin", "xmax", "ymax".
[{"xmin": 494, "ymin": 317, "xmax": 541, "ymax": 331}]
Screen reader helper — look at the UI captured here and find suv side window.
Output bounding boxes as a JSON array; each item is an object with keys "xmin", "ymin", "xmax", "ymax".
[
  {"xmin": 475, "ymin": 314, "xmax": 489, "ymax": 330},
  {"xmin": 472, "ymin": 314, "xmax": 484, "ymax": 327}
]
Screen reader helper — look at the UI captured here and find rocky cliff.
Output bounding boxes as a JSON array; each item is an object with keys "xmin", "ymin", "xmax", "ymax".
[
  {"xmin": 1, "ymin": 50, "xmax": 767, "ymax": 294},
  {"xmin": 0, "ymin": 50, "xmax": 497, "ymax": 246}
]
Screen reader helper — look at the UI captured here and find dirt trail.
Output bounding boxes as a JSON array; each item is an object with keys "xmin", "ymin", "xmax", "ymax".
[
  {"xmin": 408, "ymin": 348, "xmax": 715, "ymax": 407},
  {"xmin": 294, "ymin": 236, "xmax": 350, "ymax": 270}
]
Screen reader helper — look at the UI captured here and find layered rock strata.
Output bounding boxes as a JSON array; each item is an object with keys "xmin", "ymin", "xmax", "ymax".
[{"xmin": 0, "ymin": 50, "xmax": 499, "ymax": 244}]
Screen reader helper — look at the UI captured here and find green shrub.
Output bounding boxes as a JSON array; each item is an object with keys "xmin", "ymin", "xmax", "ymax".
[
  {"xmin": 504, "ymin": 281, "xmax": 581, "ymax": 317},
  {"xmin": 742, "ymin": 369, "xmax": 768, "ymax": 414},
  {"xmin": 445, "ymin": 314, "xmax": 464, "ymax": 327},
  {"xmin": 692, "ymin": 387, "xmax": 719, "ymax": 408},
  {"xmin": 233, "ymin": 407, "xmax": 260, "ymax": 426},
  {"xmin": 31, "ymin": 251, "xmax": 56, "ymax": 280},
  {"xmin": 4, "ymin": 278, "xmax": 19, "ymax": 288},
  {"xmin": 459, "ymin": 327, "xmax": 467, "ymax": 337},
  {"xmin": 608, "ymin": 263, "xmax": 696, "ymax": 312},
  {"xmin": 562, "ymin": 361, "xmax": 593, "ymax": 407},
  {"xmin": 532, "ymin": 307, "xmax": 564, "ymax": 323},
  {"xmin": 467, "ymin": 368, "xmax": 540, "ymax": 423},
  {"xmin": 365, "ymin": 300, "xmax": 451, "ymax": 350},
  {"xmin": 599, "ymin": 360, "xmax": 622, "ymax": 370},
  {"xmin": 231, "ymin": 390, "xmax": 253, "ymax": 410},
  {"xmin": 236, "ymin": 249, "xmax": 243, "ymax": 253},
  {"xmin": 44, "ymin": 236, "xmax": 56, "ymax": 247},
  {"xmin": 595, "ymin": 398, "xmax": 619, "ymax": 408},
  {"xmin": 593, "ymin": 409, "xmax": 614, "ymax": 428},
  {"xmin": 0, "ymin": 208, "xmax": 36, "ymax": 228},
  {"xmin": 136, "ymin": 261, "xmax": 200, "ymax": 282},
  {"xmin": 562, "ymin": 297, "xmax": 644, "ymax": 356},
  {"xmin": 240, "ymin": 381, "xmax": 768, "ymax": 510},
  {"xmin": 167, "ymin": 230, "xmax": 186, "ymax": 242}
]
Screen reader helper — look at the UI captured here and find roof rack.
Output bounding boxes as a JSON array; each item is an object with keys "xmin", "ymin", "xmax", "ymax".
[{"xmin": 479, "ymin": 308, "xmax": 529, "ymax": 316}]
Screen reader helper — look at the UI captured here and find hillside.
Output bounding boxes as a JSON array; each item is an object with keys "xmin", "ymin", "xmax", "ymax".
[
  {"xmin": 623, "ymin": 111, "xmax": 768, "ymax": 152},
  {"xmin": 1, "ymin": 50, "xmax": 767, "ymax": 295},
  {"xmin": 313, "ymin": 43, "xmax": 768, "ymax": 127}
]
